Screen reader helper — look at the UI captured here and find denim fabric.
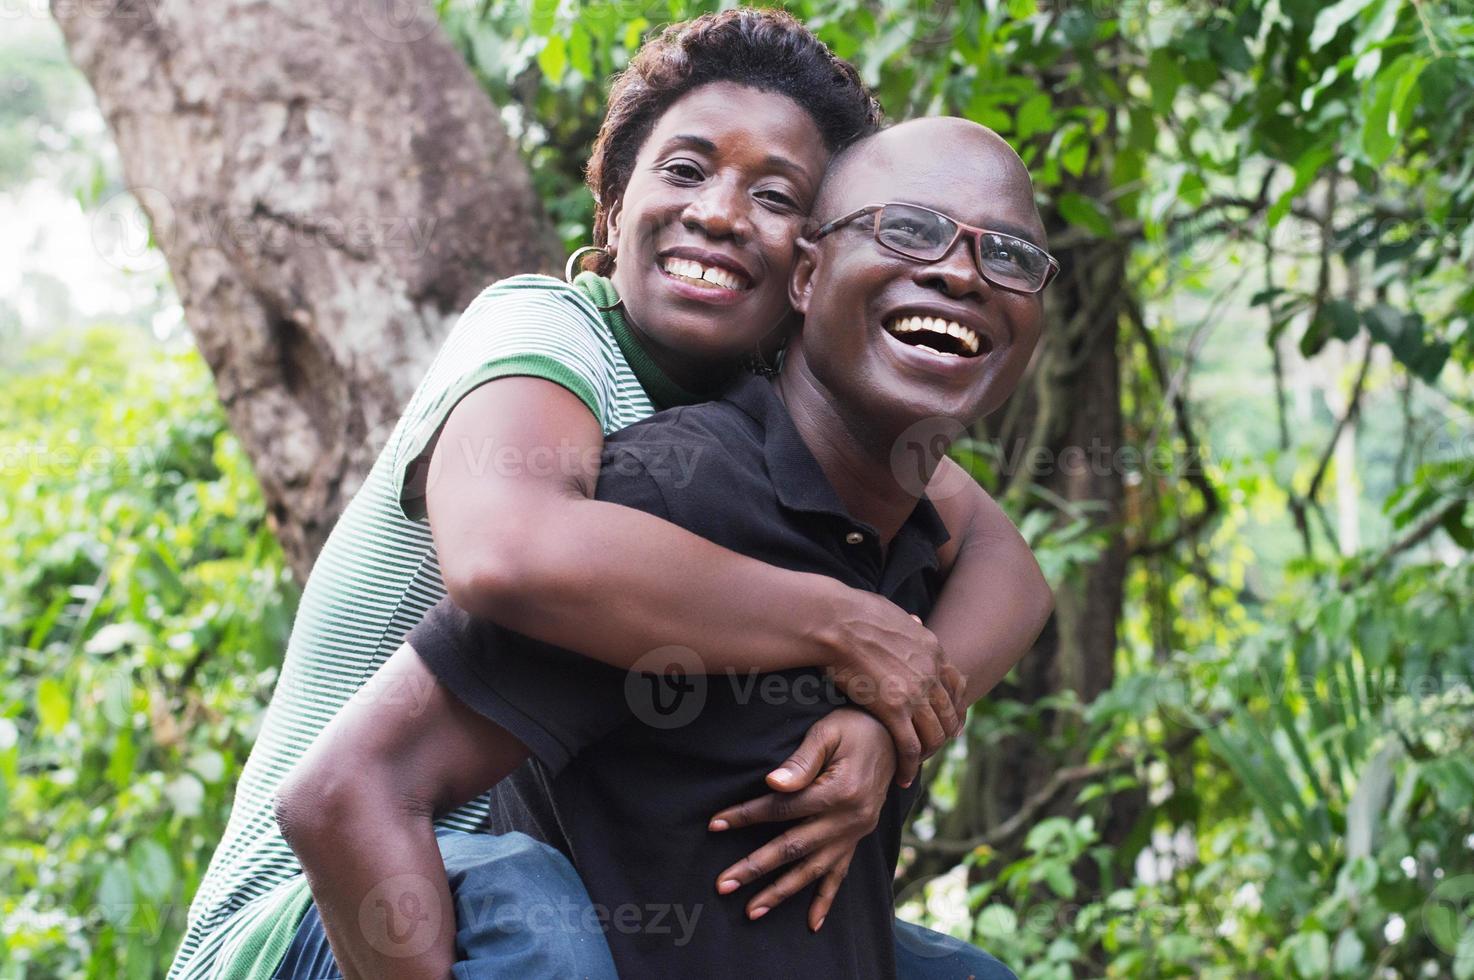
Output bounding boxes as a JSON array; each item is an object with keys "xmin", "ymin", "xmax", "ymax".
[
  {"xmin": 273, "ymin": 830, "xmax": 617, "ymax": 980},
  {"xmin": 271, "ymin": 902, "xmax": 339, "ymax": 980},
  {"xmin": 275, "ymin": 830, "xmax": 1013, "ymax": 980},
  {"xmin": 893, "ymin": 918, "xmax": 1019, "ymax": 979}
]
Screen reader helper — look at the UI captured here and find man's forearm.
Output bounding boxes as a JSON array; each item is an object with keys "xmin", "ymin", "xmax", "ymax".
[
  {"xmin": 927, "ymin": 479, "xmax": 1053, "ymax": 706},
  {"xmin": 279, "ymin": 787, "xmax": 455, "ymax": 980},
  {"xmin": 275, "ymin": 645, "xmax": 531, "ymax": 979}
]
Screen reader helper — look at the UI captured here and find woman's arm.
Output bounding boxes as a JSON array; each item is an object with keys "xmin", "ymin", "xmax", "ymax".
[
  {"xmin": 424, "ymin": 377, "xmax": 958, "ymax": 783},
  {"xmin": 925, "ymin": 456, "xmax": 1054, "ymax": 706},
  {"xmin": 275, "ymin": 645, "xmax": 529, "ymax": 980}
]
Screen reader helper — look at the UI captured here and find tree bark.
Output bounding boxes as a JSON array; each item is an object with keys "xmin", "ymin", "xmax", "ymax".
[{"xmin": 53, "ymin": 0, "xmax": 558, "ymax": 580}]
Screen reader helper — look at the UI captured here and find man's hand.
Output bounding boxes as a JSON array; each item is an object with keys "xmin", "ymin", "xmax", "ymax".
[
  {"xmin": 708, "ymin": 706, "xmax": 933, "ymax": 932},
  {"xmin": 820, "ymin": 596, "xmax": 965, "ymax": 786}
]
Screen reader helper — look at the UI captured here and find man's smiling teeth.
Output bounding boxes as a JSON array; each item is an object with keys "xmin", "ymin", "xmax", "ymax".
[
  {"xmin": 886, "ymin": 315, "xmax": 982, "ymax": 356},
  {"xmin": 661, "ymin": 257, "xmax": 746, "ymax": 291}
]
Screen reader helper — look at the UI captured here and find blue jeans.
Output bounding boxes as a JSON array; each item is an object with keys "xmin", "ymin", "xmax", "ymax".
[{"xmin": 275, "ymin": 830, "xmax": 1015, "ymax": 980}]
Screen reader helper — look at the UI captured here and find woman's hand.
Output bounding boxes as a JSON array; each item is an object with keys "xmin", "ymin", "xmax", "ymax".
[
  {"xmin": 707, "ymin": 705, "xmax": 939, "ymax": 932},
  {"xmin": 819, "ymin": 597, "xmax": 966, "ymax": 786}
]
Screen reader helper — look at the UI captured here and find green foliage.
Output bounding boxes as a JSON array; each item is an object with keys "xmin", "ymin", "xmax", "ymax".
[
  {"xmin": 0, "ymin": 327, "xmax": 296, "ymax": 977},
  {"xmin": 10, "ymin": 1, "xmax": 1474, "ymax": 977},
  {"xmin": 900, "ymin": 538, "xmax": 1473, "ymax": 977},
  {"xmin": 0, "ymin": 21, "xmax": 94, "ymax": 191}
]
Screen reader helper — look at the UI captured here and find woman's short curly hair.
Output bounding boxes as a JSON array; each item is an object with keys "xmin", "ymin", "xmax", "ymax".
[{"xmin": 580, "ymin": 8, "xmax": 883, "ymax": 275}]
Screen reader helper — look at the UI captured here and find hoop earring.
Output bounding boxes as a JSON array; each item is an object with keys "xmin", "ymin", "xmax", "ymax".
[
  {"xmin": 564, "ymin": 245, "xmax": 611, "ymax": 283},
  {"xmin": 564, "ymin": 245, "xmax": 623, "ymax": 312}
]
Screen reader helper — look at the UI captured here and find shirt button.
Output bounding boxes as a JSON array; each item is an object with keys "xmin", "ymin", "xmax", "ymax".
[{"xmin": 844, "ymin": 531, "xmax": 865, "ymax": 545}]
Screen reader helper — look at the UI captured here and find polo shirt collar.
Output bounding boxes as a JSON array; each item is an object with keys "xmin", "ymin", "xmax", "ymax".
[
  {"xmin": 573, "ymin": 272, "xmax": 710, "ymax": 411},
  {"xmin": 722, "ymin": 374, "xmax": 951, "ymax": 578}
]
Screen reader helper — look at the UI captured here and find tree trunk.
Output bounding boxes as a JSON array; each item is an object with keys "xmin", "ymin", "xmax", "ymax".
[{"xmin": 53, "ymin": 0, "xmax": 558, "ymax": 580}]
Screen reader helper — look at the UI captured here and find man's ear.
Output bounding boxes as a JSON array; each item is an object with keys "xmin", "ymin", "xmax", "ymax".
[
  {"xmin": 606, "ymin": 197, "xmax": 624, "ymax": 257},
  {"xmin": 789, "ymin": 237, "xmax": 820, "ymax": 315}
]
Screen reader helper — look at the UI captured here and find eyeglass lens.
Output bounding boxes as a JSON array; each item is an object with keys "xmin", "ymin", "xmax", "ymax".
[{"xmin": 875, "ymin": 204, "xmax": 1048, "ymax": 290}]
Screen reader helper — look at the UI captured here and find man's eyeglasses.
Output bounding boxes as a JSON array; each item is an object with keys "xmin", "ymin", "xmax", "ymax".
[{"xmin": 810, "ymin": 202, "xmax": 1059, "ymax": 294}]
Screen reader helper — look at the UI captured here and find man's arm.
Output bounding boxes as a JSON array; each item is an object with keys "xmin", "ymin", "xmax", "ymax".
[
  {"xmin": 275, "ymin": 644, "xmax": 529, "ymax": 980},
  {"xmin": 926, "ymin": 456, "xmax": 1054, "ymax": 706},
  {"xmin": 423, "ymin": 377, "xmax": 957, "ymax": 783}
]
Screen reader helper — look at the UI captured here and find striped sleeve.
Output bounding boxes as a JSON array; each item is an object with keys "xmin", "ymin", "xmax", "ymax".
[{"xmin": 391, "ymin": 275, "xmax": 617, "ymax": 521}]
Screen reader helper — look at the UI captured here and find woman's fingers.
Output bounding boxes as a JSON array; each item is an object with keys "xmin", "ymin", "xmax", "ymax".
[
  {"xmin": 926, "ymin": 675, "xmax": 959, "ymax": 746},
  {"xmin": 708, "ymin": 788, "xmax": 827, "ymax": 833},
  {"xmin": 743, "ymin": 844, "xmax": 853, "ymax": 922},
  {"xmin": 764, "ymin": 715, "xmax": 839, "ymax": 792},
  {"xmin": 714, "ymin": 824, "xmax": 824, "ymax": 895},
  {"xmin": 911, "ymin": 698, "xmax": 948, "ymax": 763},
  {"xmin": 807, "ymin": 854, "xmax": 853, "ymax": 931},
  {"xmin": 890, "ymin": 715, "xmax": 922, "ymax": 787}
]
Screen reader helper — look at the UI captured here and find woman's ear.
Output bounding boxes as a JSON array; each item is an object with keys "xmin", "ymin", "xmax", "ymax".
[
  {"xmin": 605, "ymin": 198, "xmax": 623, "ymax": 258},
  {"xmin": 789, "ymin": 237, "xmax": 820, "ymax": 315}
]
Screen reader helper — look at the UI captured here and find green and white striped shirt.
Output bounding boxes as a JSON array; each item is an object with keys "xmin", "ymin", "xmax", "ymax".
[{"xmin": 167, "ymin": 273, "xmax": 697, "ymax": 979}]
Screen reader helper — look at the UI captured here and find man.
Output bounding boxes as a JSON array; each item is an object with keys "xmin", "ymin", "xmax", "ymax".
[{"xmin": 276, "ymin": 116, "xmax": 1053, "ymax": 978}]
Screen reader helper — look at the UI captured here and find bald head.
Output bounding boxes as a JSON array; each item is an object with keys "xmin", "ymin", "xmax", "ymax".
[{"xmin": 812, "ymin": 117, "xmax": 1045, "ymax": 246}]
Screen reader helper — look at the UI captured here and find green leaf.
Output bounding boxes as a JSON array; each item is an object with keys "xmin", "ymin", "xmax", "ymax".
[
  {"xmin": 1056, "ymin": 192, "xmax": 1113, "ymax": 238},
  {"xmin": 1268, "ymin": 145, "xmax": 1334, "ymax": 227},
  {"xmin": 528, "ymin": 0, "xmax": 557, "ymax": 36},
  {"xmin": 36, "ymin": 677, "xmax": 70, "ymax": 734},
  {"xmin": 1147, "ymin": 49, "xmax": 1182, "ymax": 116},
  {"xmin": 622, "ymin": 18, "xmax": 648, "ymax": 53},
  {"xmin": 1427, "ymin": 876, "xmax": 1474, "ymax": 954},
  {"xmin": 1443, "ymin": 502, "xmax": 1474, "ymax": 550},
  {"xmin": 1208, "ymin": 28, "xmax": 1253, "ymax": 73},
  {"xmin": 189, "ymin": 748, "xmax": 226, "ymax": 783},
  {"xmin": 1361, "ymin": 55, "xmax": 1427, "ymax": 165},
  {"xmin": 568, "ymin": 22, "xmax": 593, "ymax": 80},
  {"xmin": 1016, "ymin": 93, "xmax": 1053, "ymax": 140},
  {"xmin": 1325, "ymin": 299, "xmax": 1360, "ymax": 341},
  {"xmin": 1363, "ymin": 304, "xmax": 1449, "ymax": 380},
  {"xmin": 164, "ymin": 773, "xmax": 205, "ymax": 818},
  {"xmin": 1388, "ymin": 54, "xmax": 1427, "ymax": 136},
  {"xmin": 107, "ymin": 729, "xmax": 136, "ymax": 790},
  {"xmin": 537, "ymin": 35, "xmax": 567, "ymax": 84},
  {"xmin": 1290, "ymin": 929, "xmax": 1331, "ymax": 978},
  {"xmin": 1301, "ymin": 314, "xmax": 1333, "ymax": 358},
  {"xmin": 130, "ymin": 839, "xmax": 176, "ymax": 902},
  {"xmin": 1331, "ymin": 929, "xmax": 1366, "ymax": 975},
  {"xmin": 976, "ymin": 904, "xmax": 1018, "ymax": 937},
  {"xmin": 97, "ymin": 861, "xmax": 135, "ymax": 926},
  {"xmin": 1310, "ymin": 0, "xmax": 1377, "ymax": 49},
  {"xmin": 1059, "ymin": 124, "xmax": 1089, "ymax": 178},
  {"xmin": 1345, "ymin": 744, "xmax": 1397, "ymax": 858},
  {"xmin": 1044, "ymin": 863, "xmax": 1077, "ymax": 898}
]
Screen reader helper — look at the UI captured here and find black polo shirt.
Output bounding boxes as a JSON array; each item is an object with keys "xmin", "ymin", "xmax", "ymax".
[{"xmin": 409, "ymin": 373, "xmax": 950, "ymax": 980}]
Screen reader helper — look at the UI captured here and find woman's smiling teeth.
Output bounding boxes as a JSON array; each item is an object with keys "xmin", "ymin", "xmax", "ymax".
[
  {"xmin": 661, "ymin": 257, "xmax": 748, "ymax": 291},
  {"xmin": 885, "ymin": 315, "xmax": 984, "ymax": 357}
]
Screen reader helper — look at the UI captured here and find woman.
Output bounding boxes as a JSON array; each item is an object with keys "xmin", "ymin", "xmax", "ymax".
[{"xmin": 168, "ymin": 10, "xmax": 1048, "ymax": 980}]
